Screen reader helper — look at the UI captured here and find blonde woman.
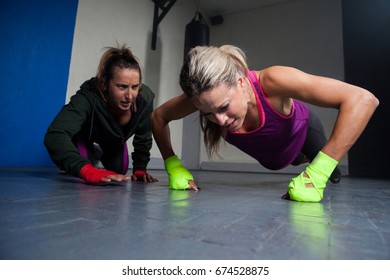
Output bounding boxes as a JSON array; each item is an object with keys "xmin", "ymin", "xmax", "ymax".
[{"xmin": 151, "ymin": 45, "xmax": 378, "ymax": 202}]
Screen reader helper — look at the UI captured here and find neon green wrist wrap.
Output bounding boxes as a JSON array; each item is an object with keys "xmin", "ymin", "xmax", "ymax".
[
  {"xmin": 288, "ymin": 151, "xmax": 338, "ymax": 202},
  {"xmin": 164, "ymin": 155, "xmax": 194, "ymax": 190}
]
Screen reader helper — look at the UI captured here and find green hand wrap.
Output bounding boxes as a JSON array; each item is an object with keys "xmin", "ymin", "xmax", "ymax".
[
  {"xmin": 288, "ymin": 151, "xmax": 338, "ymax": 202},
  {"xmin": 164, "ymin": 155, "xmax": 194, "ymax": 190}
]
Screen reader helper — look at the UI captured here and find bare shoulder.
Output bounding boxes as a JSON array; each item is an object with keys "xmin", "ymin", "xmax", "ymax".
[
  {"xmin": 255, "ymin": 66, "xmax": 309, "ymax": 99},
  {"xmin": 259, "ymin": 66, "xmax": 305, "ymax": 86}
]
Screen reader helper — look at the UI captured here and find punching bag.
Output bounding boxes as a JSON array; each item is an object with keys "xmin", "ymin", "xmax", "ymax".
[
  {"xmin": 181, "ymin": 10, "xmax": 209, "ymax": 170},
  {"xmin": 184, "ymin": 11, "xmax": 209, "ymax": 60}
]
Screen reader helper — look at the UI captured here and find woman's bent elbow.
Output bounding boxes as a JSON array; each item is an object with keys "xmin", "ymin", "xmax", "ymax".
[
  {"xmin": 150, "ymin": 108, "xmax": 166, "ymax": 129},
  {"xmin": 366, "ymin": 91, "xmax": 380, "ymax": 112},
  {"xmin": 357, "ymin": 89, "xmax": 379, "ymax": 114}
]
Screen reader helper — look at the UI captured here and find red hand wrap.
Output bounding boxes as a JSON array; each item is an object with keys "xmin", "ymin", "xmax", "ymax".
[
  {"xmin": 133, "ymin": 170, "xmax": 148, "ymax": 180},
  {"xmin": 79, "ymin": 164, "xmax": 117, "ymax": 184}
]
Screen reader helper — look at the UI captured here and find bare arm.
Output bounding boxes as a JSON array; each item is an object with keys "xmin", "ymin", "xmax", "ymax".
[
  {"xmin": 260, "ymin": 66, "xmax": 379, "ymax": 161},
  {"xmin": 151, "ymin": 93, "xmax": 198, "ymax": 159}
]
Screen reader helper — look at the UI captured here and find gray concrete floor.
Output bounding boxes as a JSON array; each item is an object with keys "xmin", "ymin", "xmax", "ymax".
[{"xmin": 0, "ymin": 167, "xmax": 390, "ymax": 260}]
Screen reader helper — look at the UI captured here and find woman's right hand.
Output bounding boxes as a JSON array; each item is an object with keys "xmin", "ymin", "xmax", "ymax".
[
  {"xmin": 80, "ymin": 164, "xmax": 130, "ymax": 184},
  {"xmin": 164, "ymin": 155, "xmax": 198, "ymax": 191}
]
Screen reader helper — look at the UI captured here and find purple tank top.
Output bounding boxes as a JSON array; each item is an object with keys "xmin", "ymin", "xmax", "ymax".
[{"xmin": 225, "ymin": 70, "xmax": 309, "ymax": 170}]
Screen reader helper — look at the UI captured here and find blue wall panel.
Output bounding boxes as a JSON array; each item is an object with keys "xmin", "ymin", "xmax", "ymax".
[{"xmin": 0, "ymin": 0, "xmax": 78, "ymax": 166}]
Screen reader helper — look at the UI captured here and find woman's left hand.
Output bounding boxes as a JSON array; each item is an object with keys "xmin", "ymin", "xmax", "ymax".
[{"xmin": 131, "ymin": 170, "xmax": 158, "ymax": 182}]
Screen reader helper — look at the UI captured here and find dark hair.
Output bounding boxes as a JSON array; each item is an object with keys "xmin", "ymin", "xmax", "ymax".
[{"xmin": 96, "ymin": 44, "xmax": 142, "ymax": 98}]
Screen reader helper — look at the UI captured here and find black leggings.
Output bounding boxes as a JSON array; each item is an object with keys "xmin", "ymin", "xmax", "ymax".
[
  {"xmin": 291, "ymin": 109, "xmax": 329, "ymax": 165},
  {"xmin": 291, "ymin": 109, "xmax": 341, "ymax": 183}
]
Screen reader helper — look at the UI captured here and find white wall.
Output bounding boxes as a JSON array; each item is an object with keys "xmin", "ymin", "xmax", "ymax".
[
  {"xmin": 66, "ymin": 0, "xmax": 196, "ymax": 165},
  {"xmin": 66, "ymin": 0, "xmax": 347, "ymax": 174}
]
